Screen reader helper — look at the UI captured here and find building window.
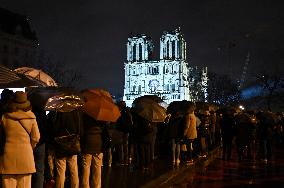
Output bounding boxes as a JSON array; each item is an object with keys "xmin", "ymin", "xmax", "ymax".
[
  {"xmin": 139, "ymin": 43, "xmax": 142, "ymax": 61},
  {"xmin": 148, "ymin": 67, "xmax": 152, "ymax": 74},
  {"xmin": 166, "ymin": 84, "xmax": 169, "ymax": 91},
  {"xmin": 171, "ymin": 84, "xmax": 175, "ymax": 92},
  {"xmin": 166, "ymin": 41, "xmax": 170, "ymax": 59},
  {"xmin": 172, "ymin": 42, "xmax": 175, "ymax": 59},
  {"xmin": 152, "ymin": 66, "xmax": 159, "ymax": 75},
  {"xmin": 133, "ymin": 44, "xmax": 136, "ymax": 61},
  {"xmin": 138, "ymin": 85, "xmax": 141, "ymax": 93}
]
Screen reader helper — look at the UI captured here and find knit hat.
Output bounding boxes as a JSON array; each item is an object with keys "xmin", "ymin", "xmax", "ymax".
[{"xmin": 9, "ymin": 91, "xmax": 31, "ymax": 111}]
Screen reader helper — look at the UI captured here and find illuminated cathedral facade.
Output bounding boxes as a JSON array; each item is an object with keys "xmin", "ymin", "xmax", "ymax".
[{"xmin": 123, "ymin": 28, "xmax": 208, "ymax": 107}]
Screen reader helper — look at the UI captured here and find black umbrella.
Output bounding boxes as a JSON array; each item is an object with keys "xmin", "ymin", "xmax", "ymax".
[
  {"xmin": 133, "ymin": 95, "xmax": 163, "ymax": 105},
  {"xmin": 132, "ymin": 99, "xmax": 167, "ymax": 122},
  {"xmin": 167, "ymin": 100, "xmax": 195, "ymax": 114}
]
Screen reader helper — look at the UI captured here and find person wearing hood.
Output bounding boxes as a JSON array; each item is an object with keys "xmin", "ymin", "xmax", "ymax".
[{"xmin": 0, "ymin": 91, "xmax": 40, "ymax": 188}]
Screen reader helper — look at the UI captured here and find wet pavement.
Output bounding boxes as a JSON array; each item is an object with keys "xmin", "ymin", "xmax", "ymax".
[
  {"xmin": 101, "ymin": 147, "xmax": 220, "ymax": 188},
  {"xmin": 164, "ymin": 146, "xmax": 284, "ymax": 188},
  {"xmin": 100, "ymin": 145, "xmax": 284, "ymax": 188},
  {"xmin": 101, "ymin": 156, "xmax": 173, "ymax": 188}
]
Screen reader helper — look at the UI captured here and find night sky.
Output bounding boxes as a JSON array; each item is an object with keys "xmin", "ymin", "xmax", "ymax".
[{"xmin": 0, "ymin": 0, "xmax": 283, "ymax": 95}]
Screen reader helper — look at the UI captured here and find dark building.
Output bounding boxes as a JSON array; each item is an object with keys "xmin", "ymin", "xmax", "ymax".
[{"xmin": 0, "ymin": 7, "xmax": 38, "ymax": 69}]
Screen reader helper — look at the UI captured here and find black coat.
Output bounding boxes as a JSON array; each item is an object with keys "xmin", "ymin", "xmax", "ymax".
[
  {"xmin": 49, "ymin": 110, "xmax": 83, "ymax": 157},
  {"xmin": 81, "ymin": 113, "xmax": 104, "ymax": 154}
]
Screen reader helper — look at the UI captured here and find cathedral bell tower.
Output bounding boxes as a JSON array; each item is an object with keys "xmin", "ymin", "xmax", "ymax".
[
  {"xmin": 160, "ymin": 27, "xmax": 186, "ymax": 61},
  {"xmin": 127, "ymin": 34, "xmax": 153, "ymax": 62}
]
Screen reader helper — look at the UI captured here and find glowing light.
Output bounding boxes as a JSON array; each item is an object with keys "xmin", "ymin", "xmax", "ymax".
[{"xmin": 239, "ymin": 105, "xmax": 245, "ymax": 110}]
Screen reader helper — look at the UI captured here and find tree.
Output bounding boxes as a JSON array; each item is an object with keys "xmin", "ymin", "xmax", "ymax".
[
  {"xmin": 207, "ymin": 72, "xmax": 240, "ymax": 106},
  {"xmin": 33, "ymin": 50, "xmax": 82, "ymax": 88}
]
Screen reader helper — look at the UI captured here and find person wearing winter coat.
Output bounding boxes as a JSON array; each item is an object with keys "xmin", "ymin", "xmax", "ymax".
[
  {"xmin": 167, "ymin": 112, "xmax": 184, "ymax": 166},
  {"xmin": 50, "ymin": 109, "xmax": 82, "ymax": 188},
  {"xmin": 81, "ymin": 113, "xmax": 105, "ymax": 188},
  {"xmin": 183, "ymin": 111, "xmax": 197, "ymax": 163},
  {"xmin": 132, "ymin": 113, "xmax": 155, "ymax": 170},
  {"xmin": 115, "ymin": 101, "xmax": 133, "ymax": 165},
  {"xmin": 221, "ymin": 111, "xmax": 236, "ymax": 161},
  {"xmin": 0, "ymin": 91, "xmax": 40, "ymax": 188}
]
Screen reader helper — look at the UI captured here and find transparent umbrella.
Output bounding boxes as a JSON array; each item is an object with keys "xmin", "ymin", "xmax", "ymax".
[{"xmin": 15, "ymin": 67, "xmax": 58, "ymax": 87}]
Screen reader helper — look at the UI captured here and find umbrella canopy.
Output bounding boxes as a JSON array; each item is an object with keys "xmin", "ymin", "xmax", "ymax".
[
  {"xmin": 81, "ymin": 89, "xmax": 121, "ymax": 122},
  {"xmin": 167, "ymin": 100, "xmax": 195, "ymax": 115},
  {"xmin": 235, "ymin": 113, "xmax": 253, "ymax": 124},
  {"xmin": 45, "ymin": 93, "xmax": 84, "ymax": 112},
  {"xmin": 132, "ymin": 100, "xmax": 167, "ymax": 122},
  {"xmin": 0, "ymin": 65, "xmax": 44, "ymax": 88},
  {"xmin": 133, "ymin": 95, "xmax": 163, "ymax": 104},
  {"xmin": 15, "ymin": 67, "xmax": 58, "ymax": 87},
  {"xmin": 258, "ymin": 111, "xmax": 280, "ymax": 126}
]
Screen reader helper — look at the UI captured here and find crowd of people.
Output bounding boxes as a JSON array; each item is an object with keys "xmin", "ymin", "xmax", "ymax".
[{"xmin": 0, "ymin": 89, "xmax": 283, "ymax": 188}]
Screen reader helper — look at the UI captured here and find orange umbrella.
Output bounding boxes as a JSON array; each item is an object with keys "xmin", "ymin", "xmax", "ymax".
[{"xmin": 81, "ymin": 89, "xmax": 121, "ymax": 122}]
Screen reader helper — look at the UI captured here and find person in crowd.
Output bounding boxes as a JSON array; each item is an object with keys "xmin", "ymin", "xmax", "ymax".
[
  {"xmin": 256, "ymin": 111, "xmax": 276, "ymax": 162},
  {"xmin": 196, "ymin": 109, "xmax": 210, "ymax": 158},
  {"xmin": 0, "ymin": 91, "xmax": 40, "ymax": 188},
  {"xmin": 80, "ymin": 113, "xmax": 105, "ymax": 188},
  {"xmin": 150, "ymin": 123, "xmax": 158, "ymax": 161},
  {"xmin": 132, "ymin": 113, "xmax": 155, "ymax": 171},
  {"xmin": 50, "ymin": 109, "xmax": 82, "ymax": 188},
  {"xmin": 115, "ymin": 101, "xmax": 133, "ymax": 165},
  {"xmin": 0, "ymin": 89, "xmax": 14, "ymax": 117},
  {"xmin": 167, "ymin": 112, "xmax": 183, "ymax": 165},
  {"xmin": 209, "ymin": 110, "xmax": 217, "ymax": 148},
  {"xmin": 220, "ymin": 109, "xmax": 236, "ymax": 161},
  {"xmin": 247, "ymin": 111, "xmax": 258, "ymax": 158},
  {"xmin": 215, "ymin": 111, "xmax": 223, "ymax": 147},
  {"xmin": 235, "ymin": 112, "xmax": 251, "ymax": 161},
  {"xmin": 103, "ymin": 121, "xmax": 122, "ymax": 167},
  {"xmin": 183, "ymin": 109, "xmax": 198, "ymax": 164},
  {"xmin": 30, "ymin": 102, "xmax": 48, "ymax": 188}
]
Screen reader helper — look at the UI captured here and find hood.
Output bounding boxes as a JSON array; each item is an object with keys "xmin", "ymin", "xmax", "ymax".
[{"xmin": 5, "ymin": 110, "xmax": 36, "ymax": 120}]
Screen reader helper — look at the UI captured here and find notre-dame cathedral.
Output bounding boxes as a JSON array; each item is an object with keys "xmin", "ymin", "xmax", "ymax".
[{"xmin": 123, "ymin": 28, "xmax": 208, "ymax": 107}]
